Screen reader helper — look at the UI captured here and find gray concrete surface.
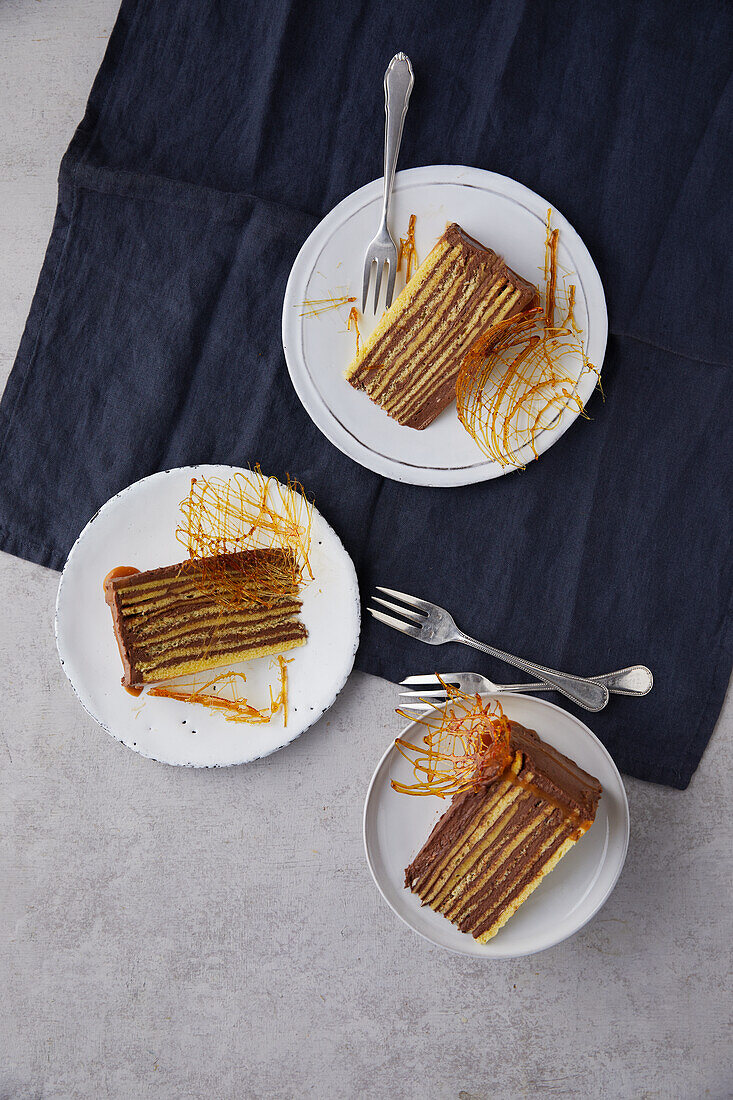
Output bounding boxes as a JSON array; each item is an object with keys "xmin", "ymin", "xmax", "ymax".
[{"xmin": 1, "ymin": 3, "xmax": 731, "ymax": 1098}]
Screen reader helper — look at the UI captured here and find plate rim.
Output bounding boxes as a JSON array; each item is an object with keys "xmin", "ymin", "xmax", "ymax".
[
  {"xmin": 55, "ymin": 464, "xmax": 361, "ymax": 768},
  {"xmin": 363, "ymin": 692, "xmax": 630, "ymax": 958},
  {"xmin": 282, "ymin": 163, "xmax": 608, "ymax": 487}
]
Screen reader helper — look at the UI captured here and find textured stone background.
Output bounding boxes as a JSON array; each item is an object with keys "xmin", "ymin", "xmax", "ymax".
[{"xmin": 1, "ymin": 3, "xmax": 731, "ymax": 1097}]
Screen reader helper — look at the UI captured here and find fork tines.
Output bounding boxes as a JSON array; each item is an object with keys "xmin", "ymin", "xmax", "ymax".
[
  {"xmin": 368, "ymin": 606, "xmax": 421, "ymax": 639},
  {"xmin": 362, "ymin": 255, "xmax": 397, "ymax": 315},
  {"xmin": 399, "ymin": 676, "xmax": 457, "ymax": 698},
  {"xmin": 368, "ymin": 586, "xmax": 428, "ymax": 639},
  {"xmin": 397, "ymin": 672, "xmax": 459, "ymax": 709}
]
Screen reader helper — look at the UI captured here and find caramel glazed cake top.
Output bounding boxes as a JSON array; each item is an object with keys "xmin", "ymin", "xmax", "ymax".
[
  {"xmin": 345, "ymin": 223, "xmax": 538, "ymax": 430},
  {"xmin": 404, "ymin": 722, "xmax": 602, "ymax": 943},
  {"xmin": 104, "ymin": 548, "xmax": 307, "ymax": 687}
]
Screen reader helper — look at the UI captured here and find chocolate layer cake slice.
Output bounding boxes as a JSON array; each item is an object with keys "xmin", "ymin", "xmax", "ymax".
[
  {"xmin": 405, "ymin": 722, "xmax": 601, "ymax": 942},
  {"xmin": 104, "ymin": 548, "xmax": 307, "ymax": 687},
  {"xmin": 346, "ymin": 223, "xmax": 537, "ymax": 429}
]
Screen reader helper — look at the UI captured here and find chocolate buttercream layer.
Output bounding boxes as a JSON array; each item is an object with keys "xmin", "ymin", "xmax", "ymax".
[
  {"xmin": 403, "ymin": 720, "xmax": 601, "ymax": 942},
  {"xmin": 345, "ymin": 223, "xmax": 537, "ymax": 430},
  {"xmin": 104, "ymin": 548, "xmax": 307, "ymax": 685}
]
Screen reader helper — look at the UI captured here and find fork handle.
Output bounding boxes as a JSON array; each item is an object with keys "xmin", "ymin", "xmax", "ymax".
[
  {"xmin": 590, "ymin": 665, "xmax": 653, "ymax": 695},
  {"xmin": 501, "ymin": 665, "xmax": 653, "ymax": 697},
  {"xmin": 457, "ymin": 633, "xmax": 609, "ymax": 712},
  {"xmin": 380, "ymin": 53, "xmax": 414, "ymax": 227}
]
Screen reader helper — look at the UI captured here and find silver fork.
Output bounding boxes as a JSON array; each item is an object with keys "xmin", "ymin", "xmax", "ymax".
[
  {"xmin": 399, "ymin": 668, "xmax": 654, "ymax": 711},
  {"xmin": 369, "ymin": 586, "xmax": 610, "ymax": 712},
  {"xmin": 361, "ymin": 53, "xmax": 414, "ymax": 314}
]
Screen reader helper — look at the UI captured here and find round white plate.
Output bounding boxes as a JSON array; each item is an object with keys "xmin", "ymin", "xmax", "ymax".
[
  {"xmin": 282, "ymin": 164, "xmax": 607, "ymax": 487},
  {"xmin": 364, "ymin": 693, "xmax": 629, "ymax": 958},
  {"xmin": 56, "ymin": 465, "xmax": 360, "ymax": 767}
]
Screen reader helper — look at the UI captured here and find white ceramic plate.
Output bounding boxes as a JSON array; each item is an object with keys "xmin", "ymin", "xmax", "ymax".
[
  {"xmin": 364, "ymin": 693, "xmax": 629, "ymax": 957},
  {"xmin": 282, "ymin": 164, "xmax": 607, "ymax": 487},
  {"xmin": 55, "ymin": 465, "xmax": 360, "ymax": 767}
]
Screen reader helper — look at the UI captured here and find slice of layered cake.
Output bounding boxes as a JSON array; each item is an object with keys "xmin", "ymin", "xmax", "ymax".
[
  {"xmin": 104, "ymin": 548, "xmax": 307, "ymax": 687},
  {"xmin": 346, "ymin": 223, "xmax": 537, "ymax": 429},
  {"xmin": 405, "ymin": 721, "xmax": 601, "ymax": 942}
]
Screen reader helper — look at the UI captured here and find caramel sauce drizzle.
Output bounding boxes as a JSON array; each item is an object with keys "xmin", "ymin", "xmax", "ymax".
[
  {"xmin": 456, "ymin": 209, "xmax": 600, "ymax": 469},
  {"xmin": 175, "ymin": 467, "xmax": 314, "ymax": 609},
  {"xmin": 506, "ymin": 772, "xmax": 586, "ymax": 828},
  {"xmin": 544, "ymin": 223, "xmax": 559, "ymax": 325},
  {"xmin": 103, "ymin": 566, "xmax": 140, "ymax": 588},
  {"xmin": 397, "ymin": 213, "xmax": 418, "ymax": 282},
  {"xmin": 148, "ymin": 657, "xmax": 290, "ymax": 726},
  {"xmin": 299, "ymin": 293, "xmax": 356, "ymax": 318},
  {"xmin": 347, "ymin": 306, "xmax": 361, "ymax": 355},
  {"xmin": 392, "ymin": 678, "xmax": 513, "ymax": 798}
]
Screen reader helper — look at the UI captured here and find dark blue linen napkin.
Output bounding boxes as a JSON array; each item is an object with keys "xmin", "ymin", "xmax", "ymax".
[{"xmin": 1, "ymin": 0, "xmax": 731, "ymax": 787}]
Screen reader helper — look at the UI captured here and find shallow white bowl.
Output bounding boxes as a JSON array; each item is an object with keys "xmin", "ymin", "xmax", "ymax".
[{"xmin": 364, "ymin": 693, "xmax": 629, "ymax": 957}]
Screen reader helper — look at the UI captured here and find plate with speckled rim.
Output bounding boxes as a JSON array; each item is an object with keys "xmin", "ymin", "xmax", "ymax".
[
  {"xmin": 363, "ymin": 693, "xmax": 629, "ymax": 958},
  {"xmin": 55, "ymin": 465, "xmax": 360, "ymax": 767},
  {"xmin": 282, "ymin": 164, "xmax": 607, "ymax": 487}
]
